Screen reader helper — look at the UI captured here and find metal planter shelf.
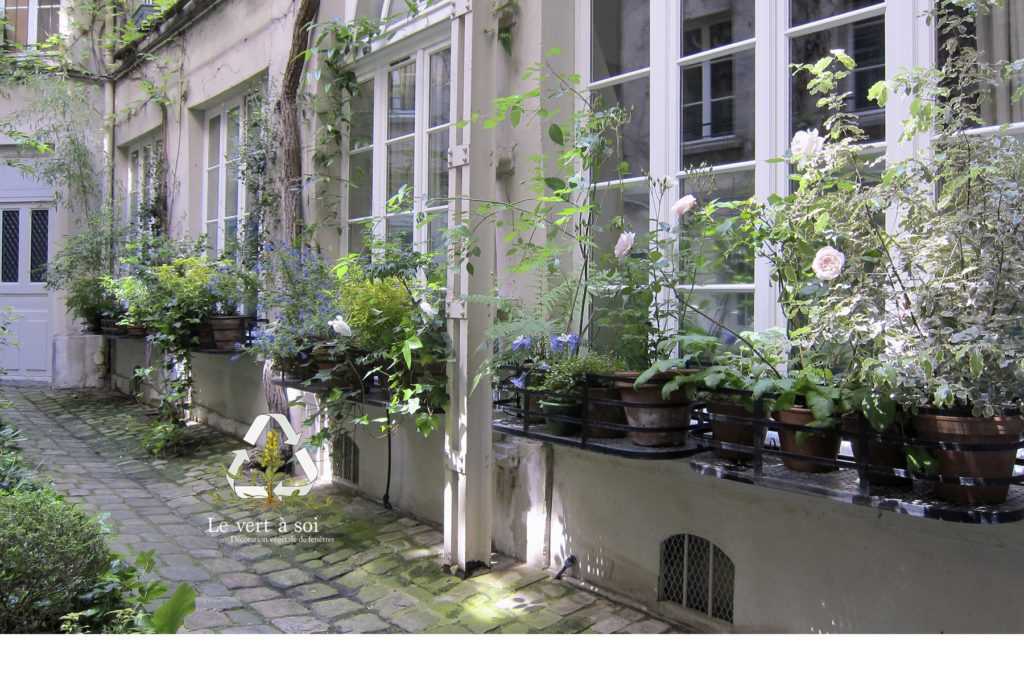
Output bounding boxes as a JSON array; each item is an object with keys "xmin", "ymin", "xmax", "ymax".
[{"xmin": 494, "ymin": 381, "xmax": 1024, "ymax": 524}]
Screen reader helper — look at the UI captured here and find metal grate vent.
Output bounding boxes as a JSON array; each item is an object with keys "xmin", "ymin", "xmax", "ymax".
[
  {"xmin": 332, "ymin": 432, "xmax": 359, "ymax": 485},
  {"xmin": 30, "ymin": 210, "xmax": 48, "ymax": 283},
  {"xmin": 659, "ymin": 533, "xmax": 735, "ymax": 623},
  {"xmin": 2, "ymin": 211, "xmax": 18, "ymax": 283}
]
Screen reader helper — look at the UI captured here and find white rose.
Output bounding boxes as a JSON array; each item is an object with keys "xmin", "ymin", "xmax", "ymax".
[
  {"xmin": 672, "ymin": 194, "xmax": 698, "ymax": 218},
  {"xmin": 614, "ymin": 231, "xmax": 636, "ymax": 259},
  {"xmin": 329, "ymin": 315, "xmax": 353, "ymax": 337},
  {"xmin": 419, "ymin": 300, "xmax": 437, "ymax": 317},
  {"xmin": 790, "ymin": 129, "xmax": 825, "ymax": 167},
  {"xmin": 812, "ymin": 246, "xmax": 845, "ymax": 281}
]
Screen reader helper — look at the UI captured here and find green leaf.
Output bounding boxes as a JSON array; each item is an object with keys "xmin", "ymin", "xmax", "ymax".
[
  {"xmin": 806, "ymin": 391, "xmax": 835, "ymax": 423},
  {"xmin": 544, "ymin": 177, "xmax": 566, "ymax": 192},
  {"xmin": 548, "ymin": 123, "xmax": 564, "ymax": 146},
  {"xmin": 867, "ymin": 80, "xmax": 888, "ymax": 107},
  {"xmin": 150, "ymin": 583, "xmax": 196, "ymax": 634}
]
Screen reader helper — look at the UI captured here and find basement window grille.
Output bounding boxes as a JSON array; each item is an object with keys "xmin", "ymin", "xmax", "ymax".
[
  {"xmin": 659, "ymin": 533, "xmax": 734, "ymax": 623},
  {"xmin": 332, "ymin": 432, "xmax": 359, "ymax": 485}
]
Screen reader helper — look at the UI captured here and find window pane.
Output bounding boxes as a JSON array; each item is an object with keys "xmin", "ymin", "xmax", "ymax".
[
  {"xmin": 387, "ymin": 138, "xmax": 414, "ymax": 202},
  {"xmin": 348, "ymin": 149, "xmax": 373, "ymax": 218},
  {"xmin": 6, "ymin": 1, "xmax": 30, "ymax": 44},
  {"xmin": 350, "ymin": 80, "xmax": 374, "ymax": 149},
  {"xmin": 386, "ymin": 214, "xmax": 414, "ymax": 247},
  {"xmin": 686, "ymin": 291, "xmax": 754, "ymax": 342},
  {"xmin": 426, "ymin": 211, "xmax": 447, "ymax": 263},
  {"xmin": 592, "ymin": 78, "xmax": 650, "ymax": 182},
  {"xmin": 679, "ymin": 169, "xmax": 755, "ymax": 285},
  {"xmin": 206, "ymin": 168, "xmax": 220, "ymax": 222},
  {"xmin": 226, "ymin": 106, "xmax": 242, "ymax": 160},
  {"xmin": 942, "ymin": 3, "xmax": 1024, "ymax": 126},
  {"xmin": 348, "ymin": 220, "xmax": 368, "ymax": 255},
  {"xmin": 681, "ymin": 50, "xmax": 754, "ymax": 167},
  {"xmin": 681, "ymin": 0, "xmax": 754, "ymax": 57},
  {"xmin": 428, "ymin": 129, "xmax": 449, "ymax": 207},
  {"xmin": 388, "ymin": 62, "xmax": 416, "ymax": 139},
  {"xmin": 594, "ymin": 182, "xmax": 650, "ymax": 256},
  {"xmin": 37, "ymin": 2, "xmax": 60, "ymax": 42},
  {"xmin": 790, "ymin": 0, "xmax": 881, "ymax": 27},
  {"xmin": 591, "ymin": 0, "xmax": 650, "ymax": 81},
  {"xmin": 223, "ymin": 217, "xmax": 239, "ymax": 256},
  {"xmin": 791, "ymin": 17, "xmax": 885, "ymax": 143},
  {"xmin": 207, "ymin": 115, "xmax": 221, "ymax": 167},
  {"xmin": 2, "ymin": 211, "xmax": 18, "ymax": 283},
  {"xmin": 429, "ymin": 49, "xmax": 451, "ymax": 127},
  {"xmin": 225, "ymin": 161, "xmax": 240, "ymax": 218},
  {"xmin": 30, "ymin": 210, "xmax": 47, "ymax": 283}
]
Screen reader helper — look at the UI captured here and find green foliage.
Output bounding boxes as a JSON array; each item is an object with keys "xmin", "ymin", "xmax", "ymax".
[
  {"xmin": 146, "ymin": 583, "xmax": 197, "ymax": 634},
  {"xmin": 0, "ymin": 488, "xmax": 114, "ymax": 633},
  {"xmin": 140, "ymin": 419, "xmax": 190, "ymax": 457},
  {"xmin": 46, "ymin": 212, "xmax": 126, "ymax": 330},
  {"xmin": 540, "ymin": 353, "xmax": 621, "ymax": 397}
]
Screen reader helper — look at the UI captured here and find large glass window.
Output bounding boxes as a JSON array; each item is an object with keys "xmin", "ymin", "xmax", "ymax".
[
  {"xmin": 204, "ymin": 98, "xmax": 249, "ymax": 255},
  {"xmin": 3, "ymin": 0, "xmax": 59, "ymax": 46},
  {"xmin": 126, "ymin": 136, "xmax": 163, "ymax": 234},
  {"xmin": 790, "ymin": 2, "xmax": 886, "ymax": 142},
  {"xmin": 345, "ymin": 44, "xmax": 451, "ymax": 257}
]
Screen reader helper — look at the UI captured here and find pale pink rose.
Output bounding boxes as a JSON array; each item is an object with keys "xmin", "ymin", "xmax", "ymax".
[
  {"xmin": 812, "ymin": 246, "xmax": 845, "ymax": 281},
  {"xmin": 791, "ymin": 129, "xmax": 825, "ymax": 167},
  {"xmin": 614, "ymin": 231, "xmax": 636, "ymax": 259},
  {"xmin": 672, "ymin": 194, "xmax": 698, "ymax": 218}
]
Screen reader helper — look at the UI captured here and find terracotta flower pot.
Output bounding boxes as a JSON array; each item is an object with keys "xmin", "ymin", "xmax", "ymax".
[
  {"xmin": 539, "ymin": 399, "xmax": 582, "ymax": 436},
  {"xmin": 709, "ymin": 399, "xmax": 759, "ymax": 462},
  {"xmin": 207, "ymin": 315, "xmax": 253, "ymax": 350},
  {"xmin": 913, "ymin": 412, "xmax": 1024, "ymax": 505},
  {"xmin": 773, "ymin": 407, "xmax": 840, "ymax": 473},
  {"xmin": 843, "ymin": 413, "xmax": 910, "ymax": 488},
  {"xmin": 614, "ymin": 371, "xmax": 690, "ymax": 447},
  {"xmin": 584, "ymin": 386, "xmax": 626, "ymax": 439}
]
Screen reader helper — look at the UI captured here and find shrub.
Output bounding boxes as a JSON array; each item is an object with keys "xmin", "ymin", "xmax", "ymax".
[{"xmin": 0, "ymin": 488, "xmax": 113, "ymax": 633}]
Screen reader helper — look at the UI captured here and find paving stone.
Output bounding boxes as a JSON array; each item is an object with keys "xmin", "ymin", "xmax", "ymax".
[
  {"xmin": 252, "ymin": 558, "xmax": 291, "ymax": 575},
  {"xmin": 309, "ymin": 597, "xmax": 362, "ymax": 620},
  {"xmin": 195, "ymin": 596, "xmax": 244, "ymax": 611},
  {"xmin": 225, "ymin": 609, "xmax": 265, "ymax": 626},
  {"xmin": 201, "ymin": 558, "xmax": 247, "ymax": 574},
  {"xmin": 185, "ymin": 610, "xmax": 232, "ymax": 629},
  {"xmin": 586, "ymin": 615, "xmax": 632, "ymax": 634},
  {"xmin": 333, "ymin": 613, "xmax": 390, "ymax": 634},
  {"xmin": 266, "ymin": 568, "xmax": 313, "ymax": 589},
  {"xmin": 272, "ymin": 616, "xmax": 329, "ymax": 634},
  {"xmin": 234, "ymin": 545, "xmax": 274, "ymax": 561},
  {"xmin": 221, "ymin": 625, "xmax": 280, "ymax": 634},
  {"xmin": 221, "ymin": 572, "xmax": 264, "ymax": 589},
  {"xmin": 620, "ymin": 619, "xmax": 672, "ymax": 634},
  {"xmin": 287, "ymin": 582, "xmax": 339, "ymax": 602},
  {"xmin": 251, "ymin": 599, "xmax": 311, "ymax": 619},
  {"xmin": 233, "ymin": 587, "xmax": 281, "ymax": 603}
]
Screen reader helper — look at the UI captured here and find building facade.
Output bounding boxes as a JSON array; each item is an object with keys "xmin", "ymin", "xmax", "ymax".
[{"xmin": 5, "ymin": 0, "xmax": 1024, "ymax": 632}]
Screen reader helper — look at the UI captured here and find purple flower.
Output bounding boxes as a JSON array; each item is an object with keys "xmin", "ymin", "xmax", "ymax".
[
  {"xmin": 511, "ymin": 335, "xmax": 532, "ymax": 352},
  {"xmin": 511, "ymin": 374, "xmax": 527, "ymax": 390},
  {"xmin": 550, "ymin": 333, "xmax": 579, "ymax": 354}
]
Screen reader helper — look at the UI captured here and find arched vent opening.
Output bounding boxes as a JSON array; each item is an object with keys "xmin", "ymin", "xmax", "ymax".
[{"xmin": 659, "ymin": 534, "xmax": 734, "ymax": 624}]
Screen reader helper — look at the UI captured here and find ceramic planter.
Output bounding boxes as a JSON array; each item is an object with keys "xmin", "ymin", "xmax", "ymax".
[
  {"xmin": 539, "ymin": 399, "xmax": 582, "ymax": 436},
  {"xmin": 709, "ymin": 399, "xmax": 759, "ymax": 461},
  {"xmin": 584, "ymin": 386, "xmax": 626, "ymax": 439},
  {"xmin": 206, "ymin": 315, "xmax": 253, "ymax": 350},
  {"xmin": 772, "ymin": 407, "xmax": 840, "ymax": 473},
  {"xmin": 843, "ymin": 413, "xmax": 909, "ymax": 488},
  {"xmin": 913, "ymin": 412, "xmax": 1024, "ymax": 505},
  {"xmin": 613, "ymin": 371, "xmax": 690, "ymax": 447}
]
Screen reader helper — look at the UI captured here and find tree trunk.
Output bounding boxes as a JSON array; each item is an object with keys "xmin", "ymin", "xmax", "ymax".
[{"xmin": 264, "ymin": 0, "xmax": 320, "ymax": 419}]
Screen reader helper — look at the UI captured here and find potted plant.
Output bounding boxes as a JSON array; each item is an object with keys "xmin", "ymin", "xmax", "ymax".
[
  {"xmin": 204, "ymin": 258, "xmax": 258, "ymax": 350},
  {"xmin": 103, "ymin": 274, "xmax": 151, "ymax": 337},
  {"xmin": 702, "ymin": 328, "xmax": 787, "ymax": 460},
  {"xmin": 537, "ymin": 349, "xmax": 621, "ymax": 437}
]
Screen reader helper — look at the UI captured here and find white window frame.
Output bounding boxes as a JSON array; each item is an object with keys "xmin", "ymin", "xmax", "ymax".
[
  {"xmin": 345, "ymin": 34, "xmax": 452, "ymax": 257},
  {"xmin": 0, "ymin": 204, "xmax": 52, "ymax": 290},
  {"xmin": 576, "ymin": 0, "xmax": 945, "ymax": 334},
  {"xmin": 125, "ymin": 135, "xmax": 162, "ymax": 234},
  {"xmin": 1, "ymin": 0, "xmax": 60, "ymax": 45},
  {"xmin": 202, "ymin": 95, "xmax": 248, "ymax": 256}
]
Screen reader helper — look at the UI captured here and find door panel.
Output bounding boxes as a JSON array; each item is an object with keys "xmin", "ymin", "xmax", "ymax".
[{"xmin": 0, "ymin": 207, "xmax": 52, "ymax": 381}]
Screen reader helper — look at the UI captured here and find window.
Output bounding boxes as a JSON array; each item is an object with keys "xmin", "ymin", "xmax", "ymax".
[
  {"xmin": 2, "ymin": 0, "xmax": 59, "ymax": 46},
  {"xmin": 203, "ymin": 97, "xmax": 249, "ymax": 256},
  {"xmin": 789, "ymin": 2, "xmax": 886, "ymax": 143},
  {"xmin": 659, "ymin": 533, "xmax": 735, "ymax": 623},
  {"xmin": 345, "ymin": 43, "xmax": 451, "ymax": 257},
  {"xmin": 0, "ymin": 208, "xmax": 49, "ymax": 285},
  {"xmin": 126, "ymin": 136, "xmax": 163, "ymax": 234}
]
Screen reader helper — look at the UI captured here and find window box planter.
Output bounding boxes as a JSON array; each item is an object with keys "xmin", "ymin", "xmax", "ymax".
[
  {"xmin": 613, "ymin": 371, "xmax": 691, "ymax": 447},
  {"xmin": 201, "ymin": 315, "xmax": 254, "ymax": 351},
  {"xmin": 772, "ymin": 406, "xmax": 840, "ymax": 473},
  {"xmin": 708, "ymin": 399, "xmax": 759, "ymax": 462},
  {"xmin": 843, "ymin": 413, "xmax": 909, "ymax": 488},
  {"xmin": 913, "ymin": 412, "xmax": 1024, "ymax": 505},
  {"xmin": 538, "ymin": 398, "xmax": 582, "ymax": 436}
]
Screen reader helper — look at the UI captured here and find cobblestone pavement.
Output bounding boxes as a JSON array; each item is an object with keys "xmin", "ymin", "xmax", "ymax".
[{"xmin": 1, "ymin": 384, "xmax": 676, "ymax": 634}]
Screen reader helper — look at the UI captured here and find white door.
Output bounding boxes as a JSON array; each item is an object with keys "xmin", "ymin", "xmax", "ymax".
[{"xmin": 0, "ymin": 207, "xmax": 52, "ymax": 381}]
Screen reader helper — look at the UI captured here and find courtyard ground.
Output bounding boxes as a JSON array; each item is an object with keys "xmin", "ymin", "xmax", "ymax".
[{"xmin": 1, "ymin": 383, "xmax": 677, "ymax": 634}]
